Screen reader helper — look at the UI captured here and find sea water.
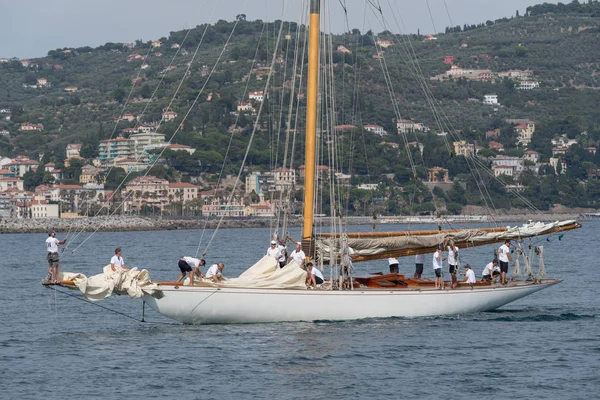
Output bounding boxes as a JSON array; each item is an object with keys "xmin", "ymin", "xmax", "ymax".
[{"xmin": 1, "ymin": 222, "xmax": 598, "ymax": 399}]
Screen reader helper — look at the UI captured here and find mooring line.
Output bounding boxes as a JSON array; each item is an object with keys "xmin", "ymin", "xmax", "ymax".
[{"xmin": 44, "ymin": 286, "xmax": 173, "ymax": 325}]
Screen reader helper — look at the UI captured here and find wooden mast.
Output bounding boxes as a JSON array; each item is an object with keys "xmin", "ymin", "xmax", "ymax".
[{"xmin": 302, "ymin": 0, "xmax": 320, "ymax": 256}]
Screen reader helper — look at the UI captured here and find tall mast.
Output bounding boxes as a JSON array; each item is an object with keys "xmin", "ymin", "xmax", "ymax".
[{"xmin": 302, "ymin": 0, "xmax": 320, "ymax": 252}]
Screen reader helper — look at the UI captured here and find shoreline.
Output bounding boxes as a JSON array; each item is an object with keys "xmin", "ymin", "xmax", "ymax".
[{"xmin": 0, "ymin": 213, "xmax": 589, "ymax": 234}]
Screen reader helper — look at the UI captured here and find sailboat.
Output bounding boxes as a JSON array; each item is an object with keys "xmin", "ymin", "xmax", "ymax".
[
  {"xmin": 51, "ymin": 1, "xmax": 581, "ymax": 324},
  {"xmin": 137, "ymin": 1, "xmax": 580, "ymax": 324}
]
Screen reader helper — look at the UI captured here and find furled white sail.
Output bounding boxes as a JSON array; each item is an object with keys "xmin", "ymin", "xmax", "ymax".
[
  {"xmin": 316, "ymin": 220, "xmax": 578, "ymax": 263},
  {"xmin": 59, "ymin": 266, "xmax": 162, "ymax": 301}
]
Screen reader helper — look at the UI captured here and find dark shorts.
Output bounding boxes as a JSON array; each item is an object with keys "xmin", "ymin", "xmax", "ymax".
[
  {"xmin": 499, "ymin": 261, "xmax": 509, "ymax": 273},
  {"xmin": 315, "ymin": 276, "xmax": 324, "ymax": 285},
  {"xmin": 47, "ymin": 252, "xmax": 59, "ymax": 267},
  {"xmin": 389, "ymin": 263, "xmax": 399, "ymax": 274},
  {"xmin": 434, "ymin": 268, "xmax": 442, "ymax": 278},
  {"xmin": 449, "ymin": 264, "xmax": 457, "ymax": 274},
  {"xmin": 178, "ymin": 260, "xmax": 192, "ymax": 273},
  {"xmin": 415, "ymin": 263, "xmax": 424, "ymax": 275},
  {"xmin": 279, "ymin": 261, "xmax": 286, "ymax": 269}
]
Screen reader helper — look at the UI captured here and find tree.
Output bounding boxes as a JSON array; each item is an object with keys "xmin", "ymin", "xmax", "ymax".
[{"xmin": 113, "ymin": 88, "xmax": 126, "ymax": 103}]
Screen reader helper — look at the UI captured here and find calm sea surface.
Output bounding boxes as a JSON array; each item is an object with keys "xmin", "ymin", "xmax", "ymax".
[{"xmin": 1, "ymin": 221, "xmax": 599, "ymax": 399}]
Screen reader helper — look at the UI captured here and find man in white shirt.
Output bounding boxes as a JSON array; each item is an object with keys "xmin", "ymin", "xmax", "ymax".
[
  {"xmin": 305, "ymin": 262, "xmax": 325, "ymax": 287},
  {"xmin": 206, "ymin": 262, "xmax": 225, "ymax": 283},
  {"xmin": 176, "ymin": 256, "xmax": 205, "ymax": 285},
  {"xmin": 414, "ymin": 253, "xmax": 425, "ymax": 278},
  {"xmin": 463, "ymin": 264, "xmax": 476, "ymax": 289},
  {"xmin": 288, "ymin": 243, "xmax": 306, "ymax": 267},
  {"xmin": 267, "ymin": 240, "xmax": 280, "ymax": 259},
  {"xmin": 445, "ymin": 239, "xmax": 459, "ymax": 289},
  {"xmin": 433, "ymin": 245, "xmax": 445, "ymax": 290},
  {"xmin": 277, "ymin": 242, "xmax": 287, "ymax": 268},
  {"xmin": 497, "ymin": 240, "xmax": 513, "ymax": 285},
  {"xmin": 110, "ymin": 247, "xmax": 129, "ymax": 272},
  {"xmin": 45, "ymin": 230, "xmax": 66, "ymax": 282},
  {"xmin": 388, "ymin": 258, "xmax": 399, "ymax": 274},
  {"xmin": 482, "ymin": 259, "xmax": 501, "ymax": 282}
]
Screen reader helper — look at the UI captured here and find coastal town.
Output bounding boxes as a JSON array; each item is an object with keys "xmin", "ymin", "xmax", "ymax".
[
  {"xmin": 1, "ymin": 4, "xmax": 600, "ymax": 223},
  {"xmin": 0, "ymin": 106, "xmax": 596, "ymax": 221}
]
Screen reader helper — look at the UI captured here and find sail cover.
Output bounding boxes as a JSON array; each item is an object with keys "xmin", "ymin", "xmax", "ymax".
[
  {"xmin": 223, "ymin": 256, "xmax": 308, "ymax": 289},
  {"xmin": 315, "ymin": 220, "xmax": 579, "ymax": 263},
  {"xmin": 60, "ymin": 266, "xmax": 162, "ymax": 301}
]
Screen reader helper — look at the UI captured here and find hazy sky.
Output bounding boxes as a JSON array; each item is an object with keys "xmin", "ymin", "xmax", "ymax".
[{"xmin": 1, "ymin": 0, "xmax": 555, "ymax": 58}]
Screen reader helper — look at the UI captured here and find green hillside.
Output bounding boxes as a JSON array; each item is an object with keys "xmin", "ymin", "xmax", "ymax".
[{"xmin": 1, "ymin": 1, "xmax": 600, "ymax": 214}]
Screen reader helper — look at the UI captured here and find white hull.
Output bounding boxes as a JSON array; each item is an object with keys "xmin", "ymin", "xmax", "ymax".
[{"xmin": 143, "ymin": 279, "xmax": 560, "ymax": 324}]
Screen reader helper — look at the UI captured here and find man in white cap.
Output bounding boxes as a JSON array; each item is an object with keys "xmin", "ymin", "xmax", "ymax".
[
  {"xmin": 45, "ymin": 230, "xmax": 66, "ymax": 282},
  {"xmin": 267, "ymin": 240, "xmax": 281, "ymax": 260}
]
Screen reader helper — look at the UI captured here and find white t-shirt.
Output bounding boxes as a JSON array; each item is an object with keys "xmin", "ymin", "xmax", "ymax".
[
  {"xmin": 46, "ymin": 237, "xmax": 60, "ymax": 253},
  {"xmin": 110, "ymin": 255, "xmax": 125, "ymax": 268},
  {"xmin": 278, "ymin": 245, "xmax": 287, "ymax": 263},
  {"xmin": 498, "ymin": 244, "xmax": 510, "ymax": 262},
  {"xmin": 388, "ymin": 258, "xmax": 399, "ymax": 265},
  {"xmin": 267, "ymin": 245, "xmax": 280, "ymax": 258},
  {"xmin": 433, "ymin": 250, "xmax": 443, "ymax": 270},
  {"xmin": 465, "ymin": 269, "xmax": 476, "ymax": 283},
  {"xmin": 482, "ymin": 262, "xmax": 500, "ymax": 277},
  {"xmin": 206, "ymin": 264, "xmax": 219, "ymax": 278},
  {"xmin": 415, "ymin": 254, "xmax": 425, "ymax": 264},
  {"xmin": 447, "ymin": 246, "xmax": 459, "ymax": 265},
  {"xmin": 290, "ymin": 250, "xmax": 306, "ymax": 265},
  {"xmin": 310, "ymin": 266, "xmax": 324, "ymax": 281},
  {"xmin": 183, "ymin": 257, "xmax": 201, "ymax": 268}
]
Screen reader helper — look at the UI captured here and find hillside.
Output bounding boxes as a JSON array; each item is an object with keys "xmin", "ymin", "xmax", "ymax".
[{"xmin": 1, "ymin": 1, "xmax": 600, "ymax": 215}]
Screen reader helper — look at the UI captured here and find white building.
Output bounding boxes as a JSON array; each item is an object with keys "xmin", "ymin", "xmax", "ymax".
[
  {"xmin": 396, "ymin": 119, "xmax": 426, "ymax": 134},
  {"xmin": 453, "ymin": 140, "xmax": 475, "ymax": 157},
  {"xmin": 30, "ymin": 199, "xmax": 60, "ymax": 218},
  {"xmin": 273, "ymin": 168, "xmax": 296, "ymax": 191},
  {"xmin": 517, "ymin": 81, "xmax": 539, "ymax": 90},
  {"xmin": 248, "ymin": 91, "xmax": 267, "ymax": 102},
  {"xmin": 492, "ymin": 164, "xmax": 516, "ymax": 177},
  {"xmin": 364, "ymin": 124, "xmax": 387, "ymax": 137},
  {"xmin": 0, "ymin": 177, "xmax": 24, "ymax": 191},
  {"xmin": 66, "ymin": 144, "xmax": 82, "ymax": 159},
  {"xmin": 483, "ymin": 94, "xmax": 498, "ymax": 105},
  {"xmin": 491, "ymin": 156, "xmax": 524, "ymax": 176}
]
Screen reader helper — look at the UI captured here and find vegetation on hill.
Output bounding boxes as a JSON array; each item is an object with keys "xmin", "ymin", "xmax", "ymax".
[{"xmin": 1, "ymin": 1, "xmax": 600, "ymax": 215}]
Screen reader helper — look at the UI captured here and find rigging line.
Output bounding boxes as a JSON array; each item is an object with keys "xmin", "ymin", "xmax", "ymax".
[
  {"xmin": 380, "ymin": 1, "xmax": 501, "ymax": 219},
  {"xmin": 98, "ymin": 25, "xmax": 199, "ymax": 190},
  {"xmin": 68, "ymin": 14, "xmax": 246, "ymax": 256},
  {"xmin": 424, "ymin": 0, "xmax": 438, "ymax": 34},
  {"xmin": 274, "ymin": 22, "xmax": 296, "ymax": 237},
  {"xmin": 194, "ymin": 20, "xmax": 269, "ymax": 258},
  {"xmin": 443, "ymin": 0, "xmax": 454, "ymax": 27},
  {"xmin": 65, "ymin": 18, "xmax": 214, "ymax": 248},
  {"xmin": 106, "ymin": 45, "xmax": 156, "ymax": 140},
  {"xmin": 367, "ymin": 3, "xmax": 443, "ymax": 222},
  {"xmin": 44, "ymin": 285, "xmax": 172, "ymax": 324},
  {"xmin": 64, "ymin": 30, "xmax": 200, "ymax": 250},
  {"xmin": 283, "ymin": 2, "xmax": 308, "ymax": 227},
  {"xmin": 202, "ymin": 0, "xmax": 289, "ymax": 255}
]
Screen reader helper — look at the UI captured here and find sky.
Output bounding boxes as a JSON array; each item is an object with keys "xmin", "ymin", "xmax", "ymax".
[{"xmin": 0, "ymin": 0, "xmax": 556, "ymax": 59}]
